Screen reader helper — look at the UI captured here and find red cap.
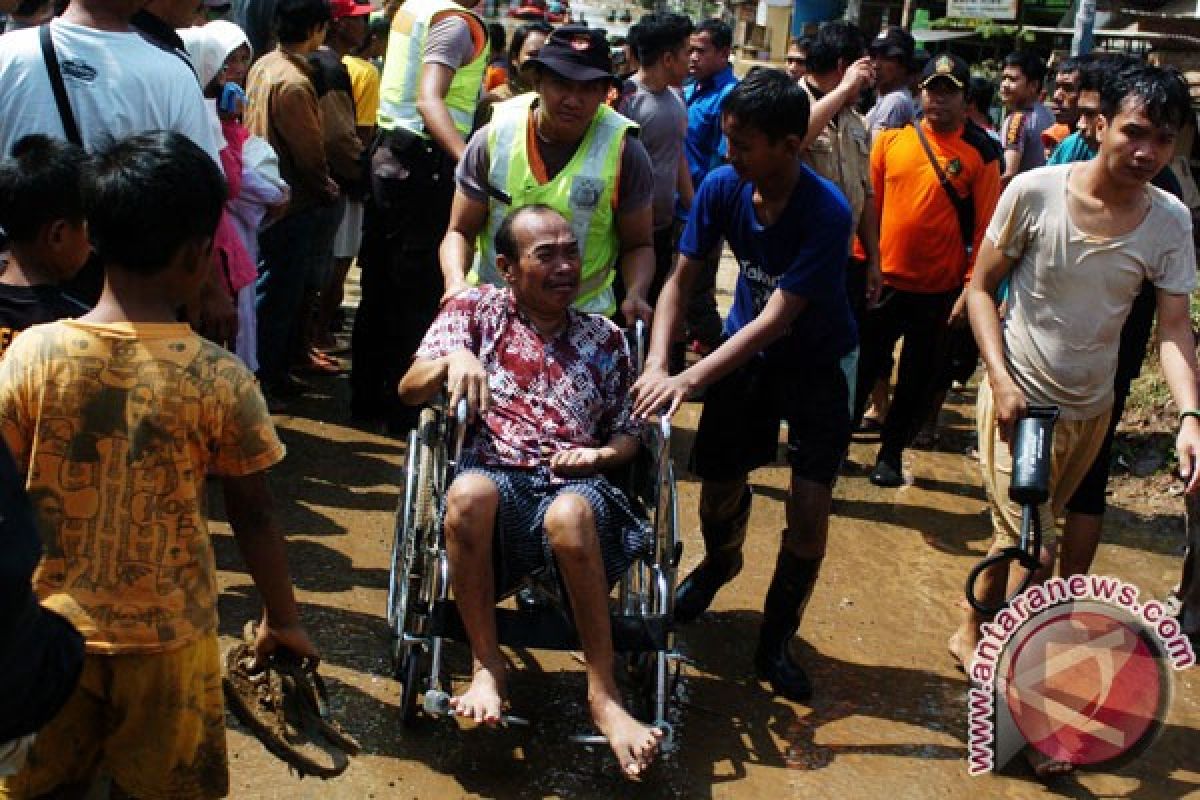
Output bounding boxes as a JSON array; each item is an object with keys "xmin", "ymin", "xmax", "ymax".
[{"xmin": 331, "ymin": 0, "xmax": 371, "ymax": 19}]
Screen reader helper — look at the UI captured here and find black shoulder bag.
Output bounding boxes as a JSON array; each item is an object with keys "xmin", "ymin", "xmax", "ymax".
[
  {"xmin": 39, "ymin": 24, "xmax": 84, "ymax": 147},
  {"xmin": 912, "ymin": 121, "xmax": 975, "ymax": 261}
]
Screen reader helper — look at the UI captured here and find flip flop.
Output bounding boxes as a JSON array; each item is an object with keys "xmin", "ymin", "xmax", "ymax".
[{"xmin": 223, "ymin": 627, "xmax": 359, "ymax": 778}]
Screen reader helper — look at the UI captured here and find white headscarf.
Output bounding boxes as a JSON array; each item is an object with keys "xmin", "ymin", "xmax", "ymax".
[{"xmin": 180, "ymin": 20, "xmax": 252, "ymax": 90}]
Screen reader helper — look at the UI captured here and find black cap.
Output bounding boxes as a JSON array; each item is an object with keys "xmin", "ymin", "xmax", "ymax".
[
  {"xmin": 526, "ymin": 25, "xmax": 614, "ymax": 82},
  {"xmin": 920, "ymin": 52, "xmax": 970, "ymax": 90},
  {"xmin": 868, "ymin": 26, "xmax": 915, "ymax": 65}
]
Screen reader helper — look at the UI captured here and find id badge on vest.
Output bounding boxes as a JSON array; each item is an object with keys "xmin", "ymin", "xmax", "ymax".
[{"xmin": 569, "ymin": 175, "xmax": 604, "ymax": 212}]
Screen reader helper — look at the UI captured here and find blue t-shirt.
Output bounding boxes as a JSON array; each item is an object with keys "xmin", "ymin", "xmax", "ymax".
[
  {"xmin": 682, "ymin": 65, "xmax": 738, "ymax": 189},
  {"xmin": 679, "ymin": 164, "xmax": 857, "ymax": 365},
  {"xmin": 1047, "ymin": 131, "xmax": 1095, "ymax": 165}
]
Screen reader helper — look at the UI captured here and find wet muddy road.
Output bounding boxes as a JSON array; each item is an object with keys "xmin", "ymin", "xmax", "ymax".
[{"xmin": 208, "ymin": 283, "xmax": 1199, "ymax": 800}]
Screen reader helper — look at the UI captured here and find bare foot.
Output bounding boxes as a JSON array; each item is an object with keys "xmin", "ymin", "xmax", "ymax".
[
  {"xmin": 449, "ymin": 664, "xmax": 507, "ymax": 726},
  {"xmin": 948, "ymin": 628, "xmax": 977, "ymax": 674},
  {"xmin": 591, "ymin": 695, "xmax": 663, "ymax": 780}
]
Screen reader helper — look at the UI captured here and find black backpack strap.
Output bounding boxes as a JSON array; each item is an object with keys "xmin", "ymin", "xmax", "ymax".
[
  {"xmin": 912, "ymin": 121, "xmax": 975, "ymax": 261},
  {"xmin": 39, "ymin": 24, "xmax": 83, "ymax": 147}
]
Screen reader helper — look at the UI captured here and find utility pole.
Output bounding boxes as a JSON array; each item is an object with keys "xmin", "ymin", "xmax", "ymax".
[{"xmin": 1071, "ymin": 0, "xmax": 1096, "ymax": 56}]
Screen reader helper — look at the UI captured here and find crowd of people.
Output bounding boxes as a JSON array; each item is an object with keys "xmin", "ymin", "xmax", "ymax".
[{"xmin": 1, "ymin": 0, "xmax": 1199, "ymax": 792}]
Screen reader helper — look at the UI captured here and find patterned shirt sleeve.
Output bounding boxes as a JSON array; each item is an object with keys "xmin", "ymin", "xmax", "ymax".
[
  {"xmin": 415, "ymin": 289, "xmax": 482, "ymax": 360},
  {"xmin": 211, "ymin": 351, "xmax": 287, "ymax": 477}
]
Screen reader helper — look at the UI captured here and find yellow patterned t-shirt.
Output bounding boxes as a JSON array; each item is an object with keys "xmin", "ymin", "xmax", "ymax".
[{"xmin": 0, "ymin": 320, "xmax": 286, "ymax": 654}]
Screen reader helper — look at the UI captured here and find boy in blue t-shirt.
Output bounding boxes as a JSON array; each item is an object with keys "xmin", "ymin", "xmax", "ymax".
[{"xmin": 633, "ymin": 68, "xmax": 856, "ymax": 702}]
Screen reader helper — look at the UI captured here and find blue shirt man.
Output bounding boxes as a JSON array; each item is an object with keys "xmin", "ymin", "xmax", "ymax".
[
  {"xmin": 682, "ymin": 20, "xmax": 739, "ymax": 191},
  {"xmin": 684, "ymin": 64, "xmax": 738, "ymax": 189}
]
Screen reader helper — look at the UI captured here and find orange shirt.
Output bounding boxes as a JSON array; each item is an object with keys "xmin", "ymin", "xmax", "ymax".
[{"xmin": 871, "ymin": 119, "xmax": 1002, "ymax": 293}]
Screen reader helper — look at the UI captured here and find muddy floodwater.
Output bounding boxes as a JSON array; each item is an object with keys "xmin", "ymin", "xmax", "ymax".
[{"xmin": 207, "ymin": 271, "xmax": 1200, "ymax": 800}]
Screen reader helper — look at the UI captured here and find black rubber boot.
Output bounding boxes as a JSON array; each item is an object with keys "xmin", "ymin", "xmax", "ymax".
[
  {"xmin": 754, "ymin": 548, "xmax": 822, "ymax": 702},
  {"xmin": 674, "ymin": 486, "xmax": 752, "ymax": 623}
]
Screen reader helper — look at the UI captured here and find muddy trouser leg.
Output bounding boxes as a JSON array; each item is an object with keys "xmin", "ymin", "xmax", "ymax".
[
  {"xmin": 755, "ymin": 546, "xmax": 821, "ymax": 702},
  {"xmin": 351, "ymin": 131, "xmax": 453, "ymax": 432},
  {"xmin": 673, "ymin": 478, "xmax": 753, "ymax": 623}
]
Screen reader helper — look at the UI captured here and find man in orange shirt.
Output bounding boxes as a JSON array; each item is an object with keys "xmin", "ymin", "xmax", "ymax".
[{"xmin": 858, "ymin": 54, "xmax": 1001, "ymax": 486}]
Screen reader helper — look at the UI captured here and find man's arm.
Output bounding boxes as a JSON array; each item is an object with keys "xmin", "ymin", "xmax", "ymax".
[
  {"xmin": 951, "ymin": 154, "xmax": 1003, "ymax": 327},
  {"xmin": 999, "ymin": 112, "xmax": 1026, "ymax": 188},
  {"xmin": 439, "ymin": 190, "xmax": 490, "ymax": 299},
  {"xmin": 633, "ymin": 281, "xmax": 807, "ymax": 417},
  {"xmin": 223, "ymin": 471, "xmax": 318, "ymax": 663},
  {"xmin": 417, "ymin": 62, "xmax": 469, "ymax": 162},
  {"xmin": 676, "ymin": 150, "xmax": 694, "ymax": 212},
  {"xmin": 858, "ymin": 198, "xmax": 882, "ymax": 306},
  {"xmin": 1156, "ymin": 290, "xmax": 1200, "ymax": 492},
  {"xmin": 399, "ymin": 350, "xmax": 490, "ymax": 417},
  {"xmin": 549, "ymin": 433, "xmax": 639, "ymax": 476},
  {"xmin": 616, "ymin": 203, "xmax": 655, "ymax": 324},
  {"xmin": 966, "ymin": 237, "xmax": 1023, "ymax": 441},
  {"xmin": 798, "ymin": 57, "xmax": 875, "ymax": 152}
]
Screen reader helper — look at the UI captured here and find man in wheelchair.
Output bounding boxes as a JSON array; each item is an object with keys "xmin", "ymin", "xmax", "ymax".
[{"xmin": 398, "ymin": 205, "xmax": 663, "ymax": 778}]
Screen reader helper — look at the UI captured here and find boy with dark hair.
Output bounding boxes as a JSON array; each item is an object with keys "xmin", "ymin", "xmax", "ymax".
[
  {"xmin": 0, "ymin": 131, "xmax": 316, "ymax": 799},
  {"xmin": 998, "ymin": 50, "xmax": 1053, "ymax": 185},
  {"xmin": 617, "ymin": 11, "xmax": 693, "ymax": 304},
  {"xmin": 0, "ymin": 135, "xmax": 91, "ymax": 358},
  {"xmin": 633, "ymin": 68, "xmax": 857, "ymax": 702}
]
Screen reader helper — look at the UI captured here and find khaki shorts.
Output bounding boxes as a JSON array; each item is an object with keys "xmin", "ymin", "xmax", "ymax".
[
  {"xmin": 0, "ymin": 634, "xmax": 228, "ymax": 800},
  {"xmin": 977, "ymin": 378, "xmax": 1110, "ymax": 549}
]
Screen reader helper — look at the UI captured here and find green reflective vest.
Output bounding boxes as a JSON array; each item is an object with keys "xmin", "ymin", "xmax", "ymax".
[
  {"xmin": 471, "ymin": 94, "xmax": 635, "ymax": 317},
  {"xmin": 378, "ymin": 0, "xmax": 488, "ymax": 138}
]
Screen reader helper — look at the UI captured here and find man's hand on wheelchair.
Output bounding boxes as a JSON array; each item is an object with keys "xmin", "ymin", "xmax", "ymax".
[
  {"xmin": 631, "ymin": 365, "xmax": 693, "ymax": 420},
  {"xmin": 445, "ymin": 350, "xmax": 490, "ymax": 421},
  {"xmin": 620, "ymin": 291, "xmax": 653, "ymax": 328},
  {"xmin": 549, "ymin": 447, "xmax": 603, "ymax": 477}
]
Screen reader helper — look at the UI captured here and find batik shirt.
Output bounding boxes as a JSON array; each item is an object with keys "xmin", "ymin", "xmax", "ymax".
[{"xmin": 414, "ymin": 286, "xmax": 638, "ymax": 467}]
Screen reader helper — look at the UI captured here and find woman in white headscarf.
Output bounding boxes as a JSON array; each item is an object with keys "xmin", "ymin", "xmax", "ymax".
[{"xmin": 182, "ymin": 20, "xmax": 288, "ymax": 374}]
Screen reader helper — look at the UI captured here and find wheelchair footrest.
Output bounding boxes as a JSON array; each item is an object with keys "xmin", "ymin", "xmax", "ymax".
[{"xmin": 430, "ymin": 601, "xmax": 672, "ymax": 652}]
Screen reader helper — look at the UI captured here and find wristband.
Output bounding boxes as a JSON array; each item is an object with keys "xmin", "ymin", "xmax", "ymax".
[{"xmin": 1180, "ymin": 409, "xmax": 1200, "ymax": 424}]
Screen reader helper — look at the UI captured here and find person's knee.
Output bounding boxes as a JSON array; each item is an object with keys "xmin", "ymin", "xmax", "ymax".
[
  {"xmin": 445, "ymin": 474, "xmax": 499, "ymax": 545},
  {"xmin": 544, "ymin": 493, "xmax": 598, "ymax": 558},
  {"xmin": 699, "ymin": 477, "xmax": 749, "ymax": 522}
]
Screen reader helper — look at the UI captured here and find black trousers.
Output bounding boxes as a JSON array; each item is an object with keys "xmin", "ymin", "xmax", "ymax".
[
  {"xmin": 351, "ymin": 128, "xmax": 456, "ymax": 431},
  {"xmin": 854, "ymin": 286, "xmax": 958, "ymax": 462}
]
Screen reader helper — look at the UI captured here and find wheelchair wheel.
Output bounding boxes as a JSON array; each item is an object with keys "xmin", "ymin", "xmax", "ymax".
[{"xmin": 387, "ymin": 410, "xmax": 440, "ymax": 677}]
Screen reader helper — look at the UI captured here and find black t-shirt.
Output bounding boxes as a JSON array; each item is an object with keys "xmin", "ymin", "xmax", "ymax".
[{"xmin": 0, "ymin": 283, "xmax": 88, "ymax": 359}]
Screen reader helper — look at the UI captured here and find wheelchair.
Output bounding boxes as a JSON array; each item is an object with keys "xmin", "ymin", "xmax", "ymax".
[{"xmin": 385, "ymin": 327, "xmax": 683, "ymax": 750}]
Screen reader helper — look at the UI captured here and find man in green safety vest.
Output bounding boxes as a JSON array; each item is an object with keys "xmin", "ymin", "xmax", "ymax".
[
  {"xmin": 351, "ymin": 0, "xmax": 489, "ymax": 435},
  {"xmin": 439, "ymin": 25, "xmax": 656, "ymax": 324}
]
